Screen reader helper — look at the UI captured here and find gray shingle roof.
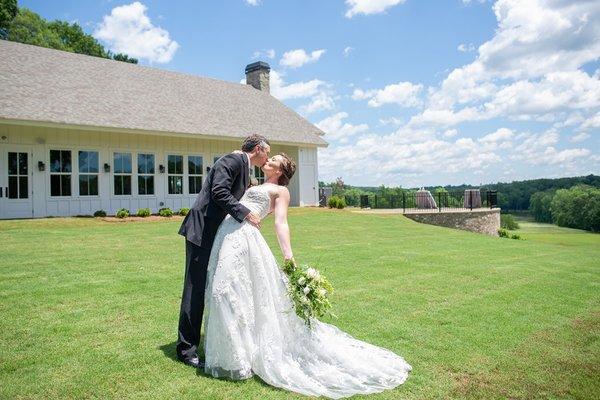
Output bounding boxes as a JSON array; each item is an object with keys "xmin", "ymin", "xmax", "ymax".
[{"xmin": 0, "ymin": 40, "xmax": 327, "ymax": 147}]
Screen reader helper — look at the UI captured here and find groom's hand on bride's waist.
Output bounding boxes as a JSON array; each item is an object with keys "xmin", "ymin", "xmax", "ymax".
[{"xmin": 245, "ymin": 212, "xmax": 261, "ymax": 229}]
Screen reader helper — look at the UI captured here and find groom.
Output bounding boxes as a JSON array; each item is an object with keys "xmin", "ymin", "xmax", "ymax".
[{"xmin": 176, "ymin": 134, "xmax": 271, "ymax": 368}]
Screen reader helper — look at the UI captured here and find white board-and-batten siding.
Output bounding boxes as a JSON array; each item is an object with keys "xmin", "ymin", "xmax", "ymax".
[{"xmin": 0, "ymin": 123, "xmax": 318, "ymax": 219}]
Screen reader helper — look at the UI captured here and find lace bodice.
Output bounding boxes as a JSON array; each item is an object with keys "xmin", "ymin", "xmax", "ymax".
[{"xmin": 239, "ymin": 184, "xmax": 275, "ymax": 220}]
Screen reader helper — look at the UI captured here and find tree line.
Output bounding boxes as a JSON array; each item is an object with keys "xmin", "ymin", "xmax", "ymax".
[
  {"xmin": 0, "ymin": 0, "xmax": 137, "ymax": 63},
  {"xmin": 320, "ymin": 174, "xmax": 600, "ymax": 232}
]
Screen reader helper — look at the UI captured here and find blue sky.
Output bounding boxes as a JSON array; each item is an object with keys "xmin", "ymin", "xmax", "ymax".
[{"xmin": 20, "ymin": 0, "xmax": 600, "ymax": 187}]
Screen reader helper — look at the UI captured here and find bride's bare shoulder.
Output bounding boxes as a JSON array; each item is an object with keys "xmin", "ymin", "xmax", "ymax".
[{"xmin": 277, "ymin": 185, "xmax": 290, "ymax": 198}]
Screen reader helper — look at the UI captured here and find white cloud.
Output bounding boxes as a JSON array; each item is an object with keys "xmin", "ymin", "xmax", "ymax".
[
  {"xmin": 280, "ymin": 49, "xmax": 326, "ymax": 68},
  {"xmin": 252, "ymin": 49, "xmax": 276, "ymax": 59},
  {"xmin": 244, "ymin": 0, "xmax": 260, "ymax": 6},
  {"xmin": 269, "ymin": 70, "xmax": 326, "ymax": 100},
  {"xmin": 509, "ymin": 130, "xmax": 590, "ymax": 166},
  {"xmin": 479, "ymin": 127, "xmax": 513, "ymax": 143},
  {"xmin": 443, "ymin": 129, "xmax": 458, "ymax": 138},
  {"xmin": 318, "ymin": 129, "xmax": 501, "ymax": 186},
  {"xmin": 413, "ymin": 0, "xmax": 600, "ymax": 131},
  {"xmin": 457, "ymin": 43, "xmax": 475, "ymax": 52},
  {"xmin": 343, "ymin": 46, "xmax": 354, "ymax": 57},
  {"xmin": 300, "ymin": 92, "xmax": 336, "ymax": 114},
  {"xmin": 570, "ymin": 132, "xmax": 590, "ymax": 143},
  {"xmin": 316, "ymin": 112, "xmax": 369, "ymax": 141},
  {"xmin": 379, "ymin": 117, "xmax": 404, "ymax": 127},
  {"xmin": 352, "ymin": 82, "xmax": 423, "ymax": 108},
  {"xmin": 94, "ymin": 2, "xmax": 179, "ymax": 64},
  {"xmin": 580, "ymin": 111, "xmax": 600, "ymax": 129},
  {"xmin": 462, "ymin": 0, "xmax": 487, "ymax": 5},
  {"xmin": 345, "ymin": 0, "xmax": 406, "ymax": 18},
  {"xmin": 478, "ymin": 127, "xmax": 514, "ymax": 149}
]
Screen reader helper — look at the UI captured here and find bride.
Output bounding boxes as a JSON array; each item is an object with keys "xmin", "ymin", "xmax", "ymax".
[{"xmin": 203, "ymin": 153, "xmax": 411, "ymax": 399}]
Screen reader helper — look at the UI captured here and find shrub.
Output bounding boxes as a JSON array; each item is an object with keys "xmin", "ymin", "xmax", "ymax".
[
  {"xmin": 116, "ymin": 208, "xmax": 129, "ymax": 219},
  {"xmin": 159, "ymin": 207, "xmax": 173, "ymax": 217},
  {"xmin": 178, "ymin": 207, "xmax": 190, "ymax": 216},
  {"xmin": 500, "ymin": 214, "xmax": 520, "ymax": 230},
  {"xmin": 136, "ymin": 208, "xmax": 151, "ymax": 217},
  {"xmin": 499, "ymin": 228, "xmax": 523, "ymax": 240},
  {"xmin": 328, "ymin": 196, "xmax": 345, "ymax": 209},
  {"xmin": 93, "ymin": 210, "xmax": 107, "ymax": 217}
]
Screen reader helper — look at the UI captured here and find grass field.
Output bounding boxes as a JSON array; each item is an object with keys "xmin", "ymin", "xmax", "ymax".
[{"xmin": 1, "ymin": 209, "xmax": 598, "ymax": 399}]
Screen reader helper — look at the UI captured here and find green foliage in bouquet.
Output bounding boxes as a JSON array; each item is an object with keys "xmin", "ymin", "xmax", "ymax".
[{"xmin": 281, "ymin": 259, "xmax": 335, "ymax": 327}]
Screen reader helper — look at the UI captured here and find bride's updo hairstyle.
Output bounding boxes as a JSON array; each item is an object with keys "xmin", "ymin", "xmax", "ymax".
[{"xmin": 277, "ymin": 153, "xmax": 296, "ymax": 186}]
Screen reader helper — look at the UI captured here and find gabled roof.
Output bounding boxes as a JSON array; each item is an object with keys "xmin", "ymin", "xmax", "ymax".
[{"xmin": 0, "ymin": 40, "xmax": 327, "ymax": 147}]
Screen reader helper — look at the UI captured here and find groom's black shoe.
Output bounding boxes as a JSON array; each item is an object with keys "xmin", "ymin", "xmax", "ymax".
[{"xmin": 177, "ymin": 355, "xmax": 204, "ymax": 369}]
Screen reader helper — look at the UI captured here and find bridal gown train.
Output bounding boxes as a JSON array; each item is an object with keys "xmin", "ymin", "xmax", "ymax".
[{"xmin": 203, "ymin": 184, "xmax": 411, "ymax": 399}]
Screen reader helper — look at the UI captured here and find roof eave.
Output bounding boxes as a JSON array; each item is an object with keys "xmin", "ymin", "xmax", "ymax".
[{"xmin": 0, "ymin": 117, "xmax": 328, "ymax": 148}]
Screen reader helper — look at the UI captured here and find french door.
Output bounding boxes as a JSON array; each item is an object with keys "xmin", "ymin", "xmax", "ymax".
[{"xmin": 0, "ymin": 145, "xmax": 33, "ymax": 219}]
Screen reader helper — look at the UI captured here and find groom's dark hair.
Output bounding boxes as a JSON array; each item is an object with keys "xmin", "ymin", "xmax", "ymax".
[{"xmin": 242, "ymin": 134, "xmax": 270, "ymax": 152}]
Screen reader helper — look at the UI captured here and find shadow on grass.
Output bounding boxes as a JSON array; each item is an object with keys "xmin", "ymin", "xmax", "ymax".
[{"xmin": 158, "ymin": 341, "xmax": 289, "ymax": 393}]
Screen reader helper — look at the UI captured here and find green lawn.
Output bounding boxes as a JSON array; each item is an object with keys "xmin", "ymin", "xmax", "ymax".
[{"xmin": 1, "ymin": 210, "xmax": 598, "ymax": 399}]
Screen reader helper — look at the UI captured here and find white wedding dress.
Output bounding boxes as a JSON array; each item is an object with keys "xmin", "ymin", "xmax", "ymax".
[{"xmin": 203, "ymin": 184, "xmax": 411, "ymax": 399}]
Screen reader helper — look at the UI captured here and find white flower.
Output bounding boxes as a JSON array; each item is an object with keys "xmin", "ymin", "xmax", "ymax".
[
  {"xmin": 303, "ymin": 286, "xmax": 310, "ymax": 295},
  {"xmin": 300, "ymin": 296, "xmax": 309, "ymax": 304},
  {"xmin": 306, "ymin": 268, "xmax": 317, "ymax": 279},
  {"xmin": 297, "ymin": 277, "xmax": 306, "ymax": 285},
  {"xmin": 318, "ymin": 288, "xmax": 327, "ymax": 297}
]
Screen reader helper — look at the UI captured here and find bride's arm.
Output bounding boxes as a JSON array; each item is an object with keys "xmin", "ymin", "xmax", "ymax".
[{"xmin": 273, "ymin": 187, "xmax": 293, "ymax": 260}]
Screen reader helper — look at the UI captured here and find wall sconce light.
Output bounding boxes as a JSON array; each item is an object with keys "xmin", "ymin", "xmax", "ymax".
[
  {"xmin": 38, "ymin": 161, "xmax": 45, "ymax": 171},
  {"xmin": 159, "ymin": 164, "xmax": 165, "ymax": 173},
  {"xmin": 104, "ymin": 163, "xmax": 110, "ymax": 173}
]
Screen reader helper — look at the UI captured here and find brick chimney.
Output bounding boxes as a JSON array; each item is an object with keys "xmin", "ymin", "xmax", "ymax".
[{"xmin": 245, "ymin": 61, "xmax": 270, "ymax": 93}]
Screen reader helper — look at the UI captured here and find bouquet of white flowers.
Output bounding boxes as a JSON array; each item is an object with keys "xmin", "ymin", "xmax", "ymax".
[{"xmin": 281, "ymin": 259, "xmax": 335, "ymax": 327}]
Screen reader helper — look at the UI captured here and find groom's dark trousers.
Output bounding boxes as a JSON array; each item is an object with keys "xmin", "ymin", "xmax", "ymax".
[{"xmin": 177, "ymin": 153, "xmax": 250, "ymax": 361}]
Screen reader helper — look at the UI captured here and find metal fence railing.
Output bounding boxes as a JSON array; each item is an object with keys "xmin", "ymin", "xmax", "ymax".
[{"xmin": 347, "ymin": 189, "xmax": 498, "ymax": 212}]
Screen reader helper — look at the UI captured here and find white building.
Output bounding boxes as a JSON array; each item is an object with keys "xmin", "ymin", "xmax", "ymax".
[{"xmin": 0, "ymin": 40, "xmax": 327, "ymax": 219}]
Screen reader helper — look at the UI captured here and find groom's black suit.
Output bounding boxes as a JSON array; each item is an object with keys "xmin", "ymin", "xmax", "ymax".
[{"xmin": 177, "ymin": 152, "xmax": 251, "ymax": 361}]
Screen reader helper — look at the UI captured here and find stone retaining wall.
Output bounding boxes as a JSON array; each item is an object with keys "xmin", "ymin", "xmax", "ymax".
[{"xmin": 403, "ymin": 208, "xmax": 501, "ymax": 236}]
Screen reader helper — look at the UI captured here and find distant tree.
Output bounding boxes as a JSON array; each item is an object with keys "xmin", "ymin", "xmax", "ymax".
[
  {"xmin": 111, "ymin": 52, "xmax": 138, "ymax": 64},
  {"xmin": 332, "ymin": 177, "xmax": 345, "ymax": 196},
  {"xmin": 0, "ymin": 0, "xmax": 17, "ymax": 30},
  {"xmin": 7, "ymin": 7, "xmax": 137, "ymax": 64},
  {"xmin": 551, "ymin": 185, "xmax": 600, "ymax": 232},
  {"xmin": 8, "ymin": 8, "xmax": 65, "ymax": 49},
  {"xmin": 529, "ymin": 190, "xmax": 554, "ymax": 223},
  {"xmin": 48, "ymin": 20, "xmax": 107, "ymax": 58}
]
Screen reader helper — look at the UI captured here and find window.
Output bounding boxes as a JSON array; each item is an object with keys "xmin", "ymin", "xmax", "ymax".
[
  {"xmin": 8, "ymin": 152, "xmax": 28, "ymax": 199},
  {"xmin": 114, "ymin": 152, "xmax": 132, "ymax": 195},
  {"xmin": 78, "ymin": 151, "xmax": 99, "ymax": 196},
  {"xmin": 188, "ymin": 155, "xmax": 203, "ymax": 194},
  {"xmin": 168, "ymin": 155, "xmax": 183, "ymax": 194},
  {"xmin": 253, "ymin": 166, "xmax": 265, "ymax": 185},
  {"xmin": 137, "ymin": 153, "xmax": 155, "ymax": 195},
  {"xmin": 50, "ymin": 150, "xmax": 71, "ymax": 196}
]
